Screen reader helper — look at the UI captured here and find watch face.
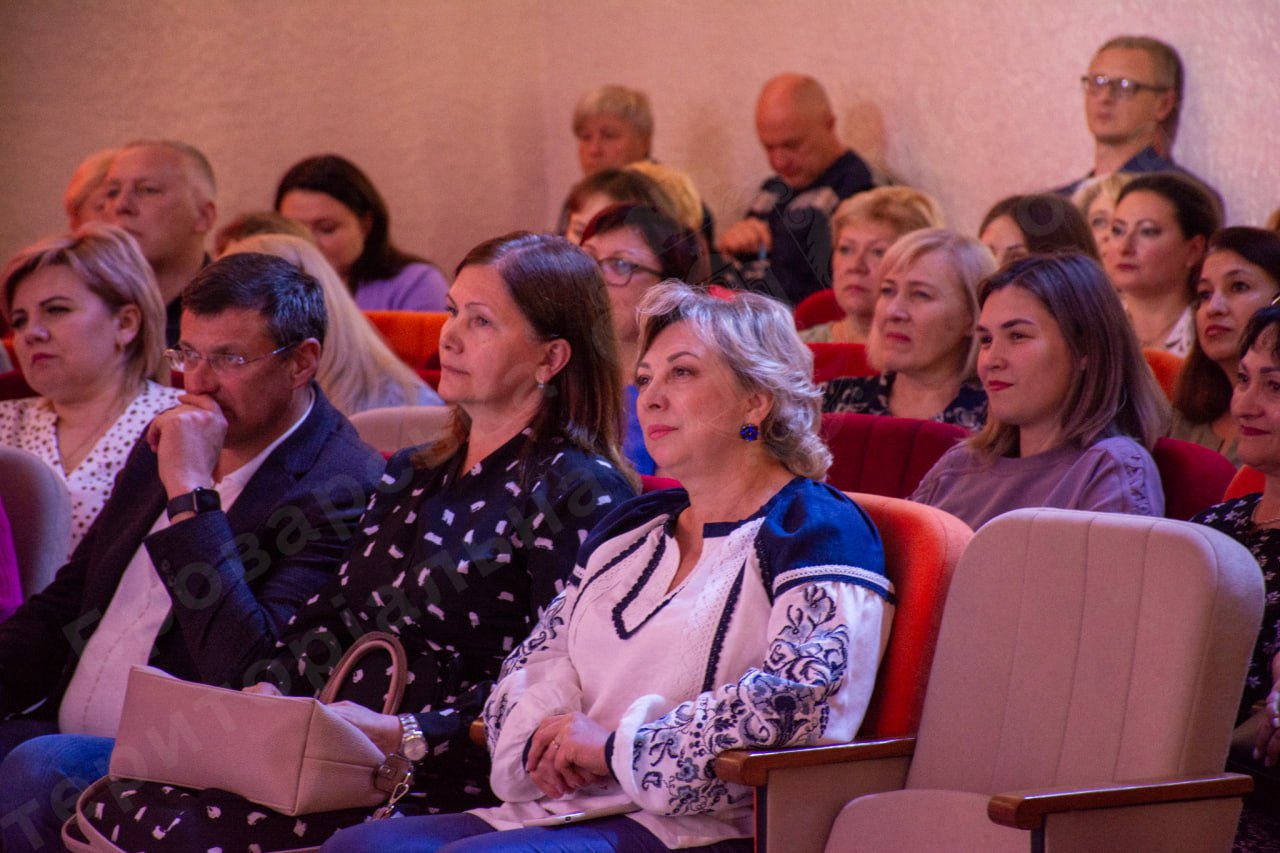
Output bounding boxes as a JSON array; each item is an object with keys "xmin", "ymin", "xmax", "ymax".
[{"xmin": 404, "ymin": 739, "xmax": 427, "ymax": 761}]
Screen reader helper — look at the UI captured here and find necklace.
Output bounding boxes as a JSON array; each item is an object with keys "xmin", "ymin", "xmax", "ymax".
[
  {"xmin": 1136, "ymin": 312, "xmax": 1184, "ymax": 349},
  {"xmin": 57, "ymin": 392, "xmax": 133, "ymax": 474}
]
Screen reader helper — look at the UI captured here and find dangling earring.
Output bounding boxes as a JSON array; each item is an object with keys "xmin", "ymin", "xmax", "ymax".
[{"xmin": 739, "ymin": 423, "xmax": 760, "ymax": 442}]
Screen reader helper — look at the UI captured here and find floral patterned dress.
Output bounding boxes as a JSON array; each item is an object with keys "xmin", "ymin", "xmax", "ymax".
[{"xmin": 821, "ymin": 373, "xmax": 987, "ymax": 432}]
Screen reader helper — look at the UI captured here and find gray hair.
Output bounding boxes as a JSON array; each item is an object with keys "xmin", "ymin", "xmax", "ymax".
[
  {"xmin": 637, "ymin": 282, "xmax": 831, "ymax": 480},
  {"xmin": 572, "ymin": 85, "xmax": 654, "ymax": 143}
]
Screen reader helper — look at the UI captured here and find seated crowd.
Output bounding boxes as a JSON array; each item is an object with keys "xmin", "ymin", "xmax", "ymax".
[{"xmin": 0, "ymin": 30, "xmax": 1276, "ymax": 853}]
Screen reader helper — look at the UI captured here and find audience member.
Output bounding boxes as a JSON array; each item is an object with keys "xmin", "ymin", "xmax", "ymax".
[
  {"xmin": 912, "ymin": 253, "xmax": 1167, "ymax": 528},
  {"xmin": 979, "ymin": 193, "xmax": 1099, "ymax": 267},
  {"xmin": 563, "ymin": 168, "xmax": 675, "ymax": 245},
  {"xmin": 321, "ymin": 282, "xmax": 892, "ymax": 853},
  {"xmin": 213, "ymin": 209, "xmax": 313, "ymax": 255},
  {"xmin": 63, "ymin": 149, "xmax": 117, "ymax": 229},
  {"xmin": 275, "ymin": 154, "xmax": 449, "ymax": 311},
  {"xmin": 0, "ymin": 224, "xmax": 181, "ymax": 556},
  {"xmin": 1056, "ymin": 36, "xmax": 1190, "ymax": 195},
  {"xmin": 625, "ymin": 161, "xmax": 704, "ymax": 234},
  {"xmin": 802, "ymin": 186, "xmax": 945, "ymax": 344},
  {"xmin": 1171, "ymin": 227, "xmax": 1280, "ymax": 463},
  {"xmin": 823, "ymin": 228, "xmax": 995, "ymax": 430},
  {"xmin": 581, "ymin": 203, "xmax": 705, "ymax": 474},
  {"xmin": 72, "ymin": 232, "xmax": 638, "ymax": 851},
  {"xmin": 221, "ymin": 233, "xmax": 441, "ymax": 413},
  {"xmin": 573, "ymin": 84, "xmax": 653, "ymax": 177},
  {"xmin": 717, "ymin": 73, "xmax": 875, "ymax": 306},
  {"xmin": 1191, "ymin": 304, "xmax": 1280, "ymax": 832},
  {"xmin": 1108, "ymin": 172, "xmax": 1222, "ymax": 356},
  {"xmin": 0, "ymin": 253, "xmax": 381, "ymax": 848},
  {"xmin": 1071, "ymin": 172, "xmax": 1134, "ymax": 263},
  {"xmin": 103, "ymin": 139, "xmax": 217, "ymax": 346}
]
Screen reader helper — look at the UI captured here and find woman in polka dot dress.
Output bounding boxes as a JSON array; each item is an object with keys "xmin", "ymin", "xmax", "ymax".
[
  {"xmin": 0, "ymin": 224, "xmax": 181, "ymax": 566},
  {"xmin": 79, "ymin": 232, "xmax": 637, "ymax": 850}
]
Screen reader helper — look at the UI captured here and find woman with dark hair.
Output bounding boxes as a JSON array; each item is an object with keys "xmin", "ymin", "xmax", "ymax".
[
  {"xmin": 1106, "ymin": 171, "xmax": 1222, "ymax": 356},
  {"xmin": 1191, "ymin": 305, "xmax": 1280, "ymax": 834},
  {"xmin": 66, "ymin": 232, "xmax": 637, "ymax": 850},
  {"xmin": 979, "ymin": 193, "xmax": 1100, "ymax": 267},
  {"xmin": 275, "ymin": 154, "xmax": 449, "ymax": 311},
  {"xmin": 581, "ymin": 203, "xmax": 705, "ymax": 473},
  {"xmin": 1171, "ymin": 227, "xmax": 1280, "ymax": 463},
  {"xmin": 912, "ymin": 253, "xmax": 1168, "ymax": 529},
  {"xmin": 322, "ymin": 282, "xmax": 891, "ymax": 853},
  {"xmin": 562, "ymin": 168, "xmax": 676, "ymax": 245}
]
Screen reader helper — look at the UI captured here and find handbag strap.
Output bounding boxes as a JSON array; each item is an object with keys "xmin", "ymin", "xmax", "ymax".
[{"xmin": 317, "ymin": 631, "xmax": 408, "ymax": 715}]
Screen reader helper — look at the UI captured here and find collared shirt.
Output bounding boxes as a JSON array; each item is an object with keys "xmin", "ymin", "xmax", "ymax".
[
  {"xmin": 58, "ymin": 393, "xmax": 315, "ymax": 737},
  {"xmin": 1053, "ymin": 145, "xmax": 1185, "ymax": 197}
]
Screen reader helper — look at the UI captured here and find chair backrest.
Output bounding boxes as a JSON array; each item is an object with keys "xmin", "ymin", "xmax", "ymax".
[
  {"xmin": 1224, "ymin": 464, "xmax": 1264, "ymax": 501},
  {"xmin": 907, "ymin": 508, "xmax": 1263, "ymax": 794},
  {"xmin": 363, "ymin": 310, "xmax": 448, "ymax": 374},
  {"xmin": 1151, "ymin": 436, "xmax": 1238, "ymax": 520},
  {"xmin": 846, "ymin": 492, "xmax": 971, "ymax": 737},
  {"xmin": 348, "ymin": 405, "xmax": 452, "ymax": 456},
  {"xmin": 794, "ymin": 288, "xmax": 843, "ymax": 331},
  {"xmin": 808, "ymin": 342, "xmax": 874, "ymax": 385},
  {"xmin": 821, "ymin": 413, "xmax": 967, "ymax": 498},
  {"xmin": 1143, "ymin": 348, "xmax": 1184, "ymax": 402},
  {"xmin": 0, "ymin": 446, "xmax": 71, "ymax": 597}
]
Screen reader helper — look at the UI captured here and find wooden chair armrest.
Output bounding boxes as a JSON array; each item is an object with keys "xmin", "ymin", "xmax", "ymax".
[
  {"xmin": 988, "ymin": 772, "xmax": 1254, "ymax": 830},
  {"xmin": 715, "ymin": 736, "xmax": 916, "ymax": 787},
  {"xmin": 469, "ymin": 717, "xmax": 485, "ymax": 747}
]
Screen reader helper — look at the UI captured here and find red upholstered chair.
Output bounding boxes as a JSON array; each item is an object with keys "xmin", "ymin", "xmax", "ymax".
[
  {"xmin": 808, "ymin": 342, "xmax": 874, "ymax": 384},
  {"xmin": 363, "ymin": 310, "xmax": 447, "ymax": 380},
  {"xmin": 0, "ymin": 370, "xmax": 34, "ymax": 402},
  {"xmin": 715, "ymin": 492, "xmax": 972, "ymax": 852},
  {"xmin": 1143, "ymin": 348, "xmax": 1184, "ymax": 402},
  {"xmin": 820, "ymin": 413, "xmax": 967, "ymax": 498},
  {"xmin": 639, "ymin": 475, "xmax": 680, "ymax": 493},
  {"xmin": 1224, "ymin": 464, "xmax": 1264, "ymax": 501},
  {"xmin": 794, "ymin": 288, "xmax": 842, "ymax": 331},
  {"xmin": 1151, "ymin": 437, "xmax": 1238, "ymax": 520}
]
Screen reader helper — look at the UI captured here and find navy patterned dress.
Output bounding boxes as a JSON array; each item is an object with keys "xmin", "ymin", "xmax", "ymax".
[
  {"xmin": 1193, "ymin": 494, "xmax": 1280, "ymax": 722},
  {"xmin": 821, "ymin": 373, "xmax": 987, "ymax": 432},
  {"xmin": 83, "ymin": 430, "xmax": 636, "ymax": 850}
]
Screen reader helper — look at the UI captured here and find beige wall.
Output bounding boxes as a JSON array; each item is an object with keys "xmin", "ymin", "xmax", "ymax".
[{"xmin": 2, "ymin": 0, "xmax": 1277, "ymax": 275}]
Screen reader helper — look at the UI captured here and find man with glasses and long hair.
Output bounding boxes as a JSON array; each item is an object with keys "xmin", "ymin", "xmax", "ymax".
[
  {"xmin": 1056, "ymin": 36, "xmax": 1202, "ymax": 196},
  {"xmin": 0, "ymin": 253, "xmax": 381, "ymax": 851}
]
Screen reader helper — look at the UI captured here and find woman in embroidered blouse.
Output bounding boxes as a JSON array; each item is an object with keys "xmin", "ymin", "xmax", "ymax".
[
  {"xmin": 912, "ymin": 253, "xmax": 1169, "ymax": 529},
  {"xmin": 1190, "ymin": 304, "xmax": 1280, "ymax": 830},
  {"xmin": 79, "ymin": 233, "xmax": 638, "ymax": 850},
  {"xmin": 822, "ymin": 228, "xmax": 995, "ymax": 431},
  {"xmin": 0, "ymin": 224, "xmax": 180, "ymax": 557},
  {"xmin": 1105, "ymin": 172, "xmax": 1221, "ymax": 357},
  {"xmin": 324, "ymin": 284, "xmax": 893, "ymax": 852},
  {"xmin": 1169, "ymin": 227, "xmax": 1280, "ymax": 464},
  {"xmin": 801, "ymin": 186, "xmax": 945, "ymax": 345}
]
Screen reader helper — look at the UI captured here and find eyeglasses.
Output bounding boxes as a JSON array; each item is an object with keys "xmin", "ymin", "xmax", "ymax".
[
  {"xmin": 164, "ymin": 343, "xmax": 295, "ymax": 374},
  {"xmin": 1080, "ymin": 74, "xmax": 1170, "ymax": 99},
  {"xmin": 595, "ymin": 256, "xmax": 663, "ymax": 286}
]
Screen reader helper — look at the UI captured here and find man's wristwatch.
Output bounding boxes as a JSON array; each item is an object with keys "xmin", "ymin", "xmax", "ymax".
[
  {"xmin": 166, "ymin": 486, "xmax": 221, "ymax": 521},
  {"xmin": 398, "ymin": 713, "xmax": 427, "ymax": 762}
]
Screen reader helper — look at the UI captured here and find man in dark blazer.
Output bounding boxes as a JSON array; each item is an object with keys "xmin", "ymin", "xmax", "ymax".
[{"xmin": 0, "ymin": 253, "xmax": 382, "ymax": 850}]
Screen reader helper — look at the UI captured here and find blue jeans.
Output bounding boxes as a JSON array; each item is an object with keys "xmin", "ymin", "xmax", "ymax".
[
  {"xmin": 0, "ymin": 727, "xmax": 114, "ymax": 853},
  {"xmin": 320, "ymin": 812, "xmax": 752, "ymax": 853}
]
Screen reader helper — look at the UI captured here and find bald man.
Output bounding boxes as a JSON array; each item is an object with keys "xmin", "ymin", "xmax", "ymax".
[
  {"xmin": 105, "ymin": 140, "xmax": 217, "ymax": 345},
  {"xmin": 717, "ymin": 73, "xmax": 874, "ymax": 306}
]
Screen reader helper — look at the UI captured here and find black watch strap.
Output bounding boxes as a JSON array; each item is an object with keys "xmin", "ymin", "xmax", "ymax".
[{"xmin": 166, "ymin": 486, "xmax": 220, "ymax": 521}]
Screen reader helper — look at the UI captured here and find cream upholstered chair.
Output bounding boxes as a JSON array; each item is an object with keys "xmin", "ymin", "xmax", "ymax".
[
  {"xmin": 736, "ymin": 508, "xmax": 1263, "ymax": 853},
  {"xmin": 0, "ymin": 446, "xmax": 71, "ymax": 597},
  {"xmin": 347, "ymin": 405, "xmax": 451, "ymax": 456}
]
